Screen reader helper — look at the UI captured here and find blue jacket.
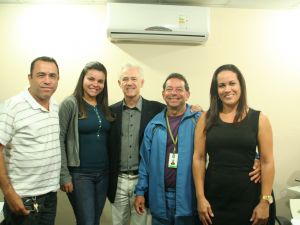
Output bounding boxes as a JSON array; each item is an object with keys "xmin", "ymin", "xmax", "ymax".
[{"xmin": 135, "ymin": 104, "xmax": 200, "ymax": 219}]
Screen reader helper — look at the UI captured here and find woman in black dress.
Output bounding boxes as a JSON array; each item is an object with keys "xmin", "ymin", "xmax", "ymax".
[{"xmin": 193, "ymin": 64, "xmax": 275, "ymax": 225}]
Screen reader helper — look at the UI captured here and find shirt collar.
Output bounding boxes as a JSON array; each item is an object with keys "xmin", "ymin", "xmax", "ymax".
[
  {"xmin": 122, "ymin": 96, "xmax": 142, "ymax": 112},
  {"xmin": 23, "ymin": 88, "xmax": 56, "ymax": 112}
]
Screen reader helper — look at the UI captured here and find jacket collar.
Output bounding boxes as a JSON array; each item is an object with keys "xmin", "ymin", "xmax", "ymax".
[{"xmin": 151, "ymin": 104, "xmax": 195, "ymax": 127}]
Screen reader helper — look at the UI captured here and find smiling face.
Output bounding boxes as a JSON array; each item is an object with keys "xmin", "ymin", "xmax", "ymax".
[
  {"xmin": 82, "ymin": 69, "xmax": 106, "ymax": 100},
  {"xmin": 28, "ymin": 60, "xmax": 59, "ymax": 108},
  {"xmin": 162, "ymin": 77, "xmax": 190, "ymax": 112},
  {"xmin": 118, "ymin": 67, "xmax": 144, "ymax": 100},
  {"xmin": 217, "ymin": 70, "xmax": 241, "ymax": 108}
]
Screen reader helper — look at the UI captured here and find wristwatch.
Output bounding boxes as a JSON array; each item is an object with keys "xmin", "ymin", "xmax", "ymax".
[{"xmin": 261, "ymin": 195, "xmax": 273, "ymax": 204}]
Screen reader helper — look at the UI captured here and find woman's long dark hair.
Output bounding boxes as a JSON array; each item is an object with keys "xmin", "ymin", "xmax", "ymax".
[
  {"xmin": 73, "ymin": 61, "xmax": 114, "ymax": 121},
  {"xmin": 205, "ymin": 64, "xmax": 247, "ymax": 132}
]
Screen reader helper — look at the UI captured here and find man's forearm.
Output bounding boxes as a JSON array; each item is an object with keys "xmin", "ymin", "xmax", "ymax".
[{"xmin": 0, "ymin": 145, "xmax": 14, "ymax": 196}]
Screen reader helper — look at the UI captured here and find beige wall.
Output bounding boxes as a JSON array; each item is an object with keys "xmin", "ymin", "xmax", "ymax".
[{"xmin": 1, "ymin": 3, "xmax": 300, "ymax": 223}]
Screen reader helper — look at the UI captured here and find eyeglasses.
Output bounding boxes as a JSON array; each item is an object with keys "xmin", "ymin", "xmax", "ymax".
[{"xmin": 164, "ymin": 88, "xmax": 185, "ymax": 94}]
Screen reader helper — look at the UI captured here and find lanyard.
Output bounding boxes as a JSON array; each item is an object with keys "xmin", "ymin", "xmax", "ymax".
[{"xmin": 166, "ymin": 114, "xmax": 178, "ymax": 154}]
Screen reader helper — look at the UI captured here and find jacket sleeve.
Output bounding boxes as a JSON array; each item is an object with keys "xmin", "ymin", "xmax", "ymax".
[
  {"xmin": 135, "ymin": 124, "xmax": 153, "ymax": 196},
  {"xmin": 59, "ymin": 98, "xmax": 74, "ymax": 185}
]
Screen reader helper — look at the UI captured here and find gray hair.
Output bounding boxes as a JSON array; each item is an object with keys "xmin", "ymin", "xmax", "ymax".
[{"xmin": 119, "ymin": 63, "xmax": 143, "ymax": 80}]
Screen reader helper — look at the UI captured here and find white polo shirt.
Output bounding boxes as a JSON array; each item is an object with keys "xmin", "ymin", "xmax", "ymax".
[{"xmin": 0, "ymin": 90, "xmax": 61, "ymax": 197}]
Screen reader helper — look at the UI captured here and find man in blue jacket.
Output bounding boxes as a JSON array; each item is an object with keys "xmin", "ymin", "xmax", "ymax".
[{"xmin": 134, "ymin": 73, "xmax": 200, "ymax": 225}]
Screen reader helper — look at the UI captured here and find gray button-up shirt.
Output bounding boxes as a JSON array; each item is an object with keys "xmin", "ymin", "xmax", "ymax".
[{"xmin": 119, "ymin": 97, "xmax": 142, "ymax": 171}]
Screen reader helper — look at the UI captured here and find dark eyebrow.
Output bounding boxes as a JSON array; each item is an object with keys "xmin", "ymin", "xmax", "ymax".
[{"xmin": 36, "ymin": 72, "xmax": 57, "ymax": 76}]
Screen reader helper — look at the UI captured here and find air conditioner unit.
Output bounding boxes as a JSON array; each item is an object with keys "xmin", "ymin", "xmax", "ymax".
[{"xmin": 107, "ymin": 3, "xmax": 210, "ymax": 45}]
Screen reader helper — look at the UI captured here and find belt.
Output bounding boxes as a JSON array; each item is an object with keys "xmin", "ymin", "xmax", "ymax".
[
  {"xmin": 21, "ymin": 192, "xmax": 56, "ymax": 213},
  {"xmin": 22, "ymin": 191, "xmax": 56, "ymax": 200},
  {"xmin": 120, "ymin": 170, "xmax": 139, "ymax": 175}
]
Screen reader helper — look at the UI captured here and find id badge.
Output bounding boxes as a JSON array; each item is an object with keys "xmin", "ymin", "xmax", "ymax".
[{"xmin": 168, "ymin": 153, "xmax": 178, "ymax": 169}]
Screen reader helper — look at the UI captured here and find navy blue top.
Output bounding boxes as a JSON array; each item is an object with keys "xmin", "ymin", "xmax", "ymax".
[{"xmin": 70, "ymin": 101, "xmax": 110, "ymax": 173}]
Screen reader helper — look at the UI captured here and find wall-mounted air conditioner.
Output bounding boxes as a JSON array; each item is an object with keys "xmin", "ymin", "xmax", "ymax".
[{"xmin": 107, "ymin": 3, "xmax": 210, "ymax": 45}]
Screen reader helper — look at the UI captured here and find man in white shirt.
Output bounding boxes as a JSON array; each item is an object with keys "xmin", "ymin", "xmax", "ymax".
[{"xmin": 0, "ymin": 56, "xmax": 61, "ymax": 225}]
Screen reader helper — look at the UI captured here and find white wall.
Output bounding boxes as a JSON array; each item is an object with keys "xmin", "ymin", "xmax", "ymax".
[{"xmin": 0, "ymin": 3, "xmax": 300, "ymax": 223}]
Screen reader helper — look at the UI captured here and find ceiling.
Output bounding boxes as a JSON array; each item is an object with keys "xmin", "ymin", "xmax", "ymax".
[
  {"xmin": 110, "ymin": 0, "xmax": 300, "ymax": 9},
  {"xmin": 1, "ymin": 0, "xmax": 300, "ymax": 9}
]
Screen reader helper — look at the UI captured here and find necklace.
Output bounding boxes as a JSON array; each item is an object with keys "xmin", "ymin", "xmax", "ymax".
[{"xmin": 93, "ymin": 106, "xmax": 102, "ymax": 138}]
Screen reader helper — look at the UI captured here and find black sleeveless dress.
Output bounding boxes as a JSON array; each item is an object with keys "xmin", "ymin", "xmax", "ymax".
[{"xmin": 205, "ymin": 109, "xmax": 261, "ymax": 225}]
